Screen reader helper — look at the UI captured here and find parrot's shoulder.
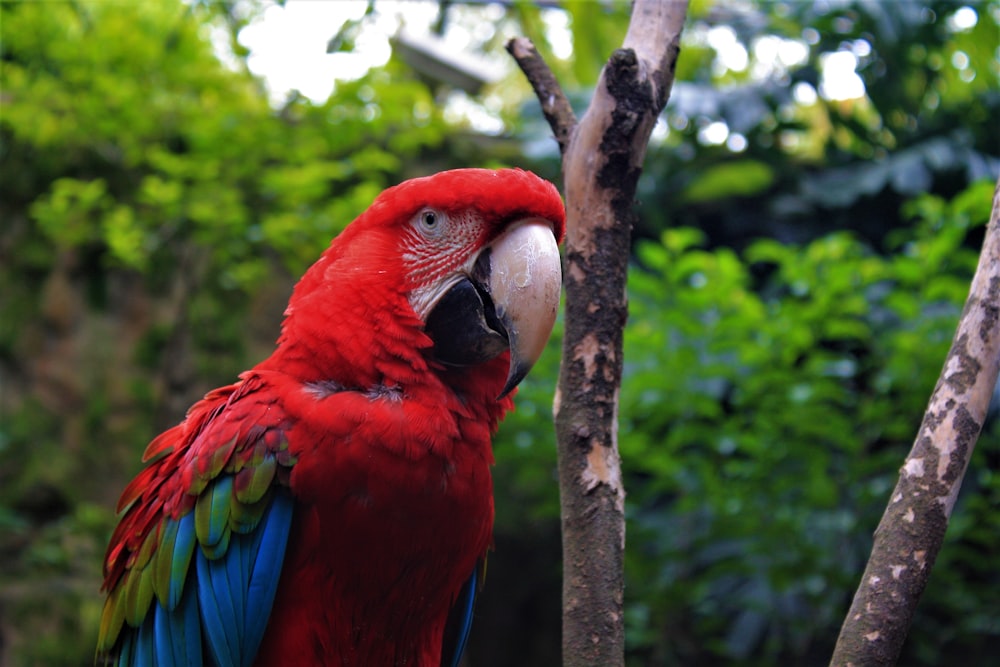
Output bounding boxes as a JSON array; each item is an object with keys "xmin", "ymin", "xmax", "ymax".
[{"xmin": 98, "ymin": 370, "xmax": 298, "ymax": 665}]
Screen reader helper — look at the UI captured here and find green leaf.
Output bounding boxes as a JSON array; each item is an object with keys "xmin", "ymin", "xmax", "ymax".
[{"xmin": 681, "ymin": 160, "xmax": 774, "ymax": 203}]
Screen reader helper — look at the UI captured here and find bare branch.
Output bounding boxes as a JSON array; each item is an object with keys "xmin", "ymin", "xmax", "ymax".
[
  {"xmin": 533, "ymin": 1, "xmax": 689, "ymax": 665},
  {"xmin": 830, "ymin": 177, "xmax": 1000, "ymax": 666},
  {"xmin": 505, "ymin": 37, "xmax": 576, "ymax": 155}
]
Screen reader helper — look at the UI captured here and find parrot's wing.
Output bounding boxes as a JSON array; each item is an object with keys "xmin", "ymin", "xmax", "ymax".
[
  {"xmin": 441, "ymin": 559, "xmax": 485, "ymax": 667},
  {"xmin": 98, "ymin": 371, "xmax": 296, "ymax": 667}
]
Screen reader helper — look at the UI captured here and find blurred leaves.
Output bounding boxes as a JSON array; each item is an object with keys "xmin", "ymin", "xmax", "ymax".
[
  {"xmin": 0, "ymin": 1, "xmax": 453, "ymax": 661},
  {"xmin": 496, "ymin": 178, "xmax": 997, "ymax": 666},
  {"xmin": 628, "ymin": 0, "xmax": 999, "ymax": 249},
  {"xmin": 682, "ymin": 160, "xmax": 775, "ymax": 203},
  {"xmin": 618, "ymin": 178, "xmax": 993, "ymax": 664}
]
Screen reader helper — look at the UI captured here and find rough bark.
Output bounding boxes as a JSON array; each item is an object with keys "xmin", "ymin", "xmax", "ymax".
[
  {"xmin": 830, "ymin": 177, "xmax": 1000, "ymax": 666},
  {"xmin": 507, "ymin": 2, "xmax": 688, "ymax": 665}
]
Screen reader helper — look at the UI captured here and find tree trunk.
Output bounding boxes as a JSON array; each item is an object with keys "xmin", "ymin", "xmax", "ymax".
[
  {"xmin": 830, "ymin": 177, "xmax": 1000, "ymax": 666},
  {"xmin": 508, "ymin": 2, "xmax": 688, "ymax": 664}
]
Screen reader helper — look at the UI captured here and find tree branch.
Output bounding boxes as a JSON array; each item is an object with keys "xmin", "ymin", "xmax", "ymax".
[
  {"xmin": 510, "ymin": 2, "xmax": 688, "ymax": 665},
  {"xmin": 830, "ymin": 176, "xmax": 1000, "ymax": 666},
  {"xmin": 505, "ymin": 37, "xmax": 577, "ymax": 155}
]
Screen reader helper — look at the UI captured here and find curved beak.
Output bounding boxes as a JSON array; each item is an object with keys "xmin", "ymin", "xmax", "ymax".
[
  {"xmin": 487, "ymin": 220, "xmax": 562, "ymax": 398},
  {"xmin": 422, "ymin": 218, "xmax": 562, "ymax": 399}
]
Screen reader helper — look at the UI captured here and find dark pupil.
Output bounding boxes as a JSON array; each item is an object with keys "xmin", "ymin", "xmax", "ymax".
[{"xmin": 423, "ymin": 211, "xmax": 436, "ymax": 227}]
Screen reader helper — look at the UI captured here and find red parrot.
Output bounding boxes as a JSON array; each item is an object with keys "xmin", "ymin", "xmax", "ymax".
[{"xmin": 97, "ymin": 168, "xmax": 565, "ymax": 666}]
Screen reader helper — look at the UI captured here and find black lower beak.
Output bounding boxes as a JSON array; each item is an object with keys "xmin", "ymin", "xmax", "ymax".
[{"xmin": 424, "ymin": 276, "xmax": 509, "ymax": 368}]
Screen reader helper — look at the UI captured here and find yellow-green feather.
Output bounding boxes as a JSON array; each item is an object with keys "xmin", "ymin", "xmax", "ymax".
[
  {"xmin": 230, "ymin": 488, "xmax": 273, "ymax": 534},
  {"xmin": 123, "ymin": 561, "xmax": 155, "ymax": 627},
  {"xmin": 234, "ymin": 455, "xmax": 277, "ymax": 505},
  {"xmin": 231, "ymin": 441, "xmax": 266, "ymax": 474},
  {"xmin": 204, "ymin": 435, "xmax": 238, "ymax": 480},
  {"xmin": 162, "ymin": 513, "xmax": 197, "ymax": 609},
  {"xmin": 133, "ymin": 525, "xmax": 159, "ymax": 570},
  {"xmin": 98, "ymin": 582, "xmax": 127, "ymax": 652},
  {"xmin": 152, "ymin": 518, "xmax": 178, "ymax": 607},
  {"xmin": 195, "ymin": 477, "xmax": 233, "ymax": 550},
  {"xmin": 275, "ymin": 438, "xmax": 297, "ymax": 466},
  {"xmin": 200, "ymin": 525, "xmax": 231, "ymax": 560}
]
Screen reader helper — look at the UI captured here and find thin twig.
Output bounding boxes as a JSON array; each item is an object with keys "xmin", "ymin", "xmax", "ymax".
[{"xmin": 505, "ymin": 37, "xmax": 577, "ymax": 155}]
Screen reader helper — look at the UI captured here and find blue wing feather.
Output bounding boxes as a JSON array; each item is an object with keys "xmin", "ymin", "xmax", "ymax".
[
  {"xmin": 167, "ymin": 513, "xmax": 197, "ymax": 610},
  {"xmin": 197, "ymin": 546, "xmax": 240, "ymax": 666},
  {"xmin": 243, "ymin": 490, "xmax": 295, "ymax": 661},
  {"xmin": 153, "ymin": 579, "xmax": 202, "ymax": 666},
  {"xmin": 225, "ymin": 527, "xmax": 248, "ymax": 650},
  {"xmin": 191, "ymin": 489, "xmax": 294, "ymax": 667},
  {"xmin": 443, "ymin": 567, "xmax": 479, "ymax": 667},
  {"xmin": 116, "ymin": 631, "xmax": 134, "ymax": 667},
  {"xmin": 134, "ymin": 612, "xmax": 155, "ymax": 667},
  {"xmin": 107, "ymin": 488, "xmax": 293, "ymax": 667},
  {"xmin": 131, "ymin": 494, "xmax": 292, "ymax": 667},
  {"xmin": 153, "ymin": 601, "xmax": 174, "ymax": 665}
]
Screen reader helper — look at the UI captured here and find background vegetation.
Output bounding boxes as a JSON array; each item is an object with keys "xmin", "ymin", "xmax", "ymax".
[{"xmin": 1, "ymin": 1, "xmax": 997, "ymax": 665}]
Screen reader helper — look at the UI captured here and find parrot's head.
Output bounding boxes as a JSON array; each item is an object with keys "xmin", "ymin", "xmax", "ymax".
[{"xmin": 278, "ymin": 168, "xmax": 565, "ymax": 400}]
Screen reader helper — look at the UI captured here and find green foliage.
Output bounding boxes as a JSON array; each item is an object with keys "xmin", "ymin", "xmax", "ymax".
[
  {"xmin": 681, "ymin": 160, "xmax": 775, "ymax": 204},
  {"xmin": 0, "ymin": 1, "xmax": 456, "ymax": 661},
  {"xmin": 618, "ymin": 179, "xmax": 994, "ymax": 665},
  {"xmin": 495, "ymin": 178, "xmax": 998, "ymax": 665},
  {"xmin": 629, "ymin": 0, "xmax": 999, "ymax": 248},
  {"xmin": 2, "ymin": 0, "xmax": 452, "ymax": 291}
]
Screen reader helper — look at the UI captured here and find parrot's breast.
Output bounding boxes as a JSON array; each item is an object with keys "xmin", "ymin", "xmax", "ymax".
[{"xmin": 254, "ymin": 380, "xmax": 496, "ymax": 666}]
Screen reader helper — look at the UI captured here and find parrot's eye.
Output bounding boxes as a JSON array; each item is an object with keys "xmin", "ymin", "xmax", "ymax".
[{"xmin": 417, "ymin": 209, "xmax": 443, "ymax": 235}]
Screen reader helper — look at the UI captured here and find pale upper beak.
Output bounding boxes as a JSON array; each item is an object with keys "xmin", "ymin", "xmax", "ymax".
[
  {"xmin": 422, "ymin": 218, "xmax": 562, "ymax": 399},
  {"xmin": 486, "ymin": 220, "xmax": 563, "ymax": 397}
]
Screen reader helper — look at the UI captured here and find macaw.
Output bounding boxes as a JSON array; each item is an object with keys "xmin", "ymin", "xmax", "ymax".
[{"xmin": 97, "ymin": 168, "xmax": 565, "ymax": 666}]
